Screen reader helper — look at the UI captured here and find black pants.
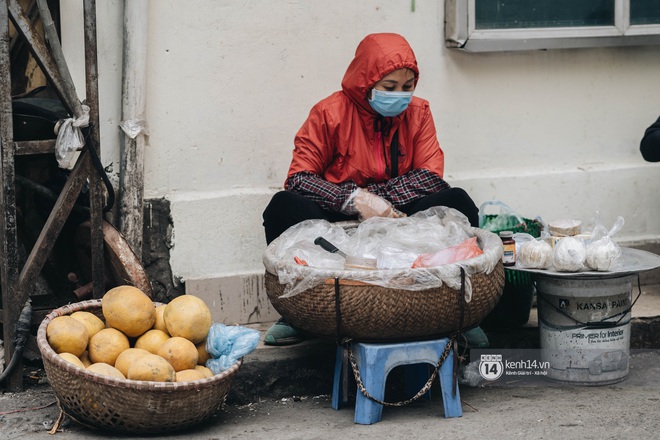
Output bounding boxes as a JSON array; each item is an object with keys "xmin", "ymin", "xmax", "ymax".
[{"xmin": 263, "ymin": 188, "xmax": 479, "ymax": 244}]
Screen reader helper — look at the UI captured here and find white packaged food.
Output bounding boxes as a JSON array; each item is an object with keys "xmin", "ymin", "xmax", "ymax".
[
  {"xmin": 518, "ymin": 239, "xmax": 553, "ymax": 269},
  {"xmin": 552, "ymin": 237, "xmax": 586, "ymax": 272},
  {"xmin": 585, "ymin": 238, "xmax": 622, "ymax": 271},
  {"xmin": 548, "ymin": 219, "xmax": 582, "ymax": 237}
]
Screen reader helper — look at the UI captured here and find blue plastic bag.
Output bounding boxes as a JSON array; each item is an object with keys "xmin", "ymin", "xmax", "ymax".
[{"xmin": 205, "ymin": 323, "xmax": 260, "ymax": 374}]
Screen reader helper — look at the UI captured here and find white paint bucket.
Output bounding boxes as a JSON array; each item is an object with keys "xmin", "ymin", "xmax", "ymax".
[{"xmin": 536, "ymin": 273, "xmax": 635, "ymax": 385}]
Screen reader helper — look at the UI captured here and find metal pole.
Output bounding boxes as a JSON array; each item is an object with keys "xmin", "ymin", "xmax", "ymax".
[{"xmin": 119, "ymin": 0, "xmax": 149, "ymax": 259}]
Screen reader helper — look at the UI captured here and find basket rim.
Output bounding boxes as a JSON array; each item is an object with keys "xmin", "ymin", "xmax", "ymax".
[{"xmin": 37, "ymin": 299, "xmax": 241, "ymax": 391}]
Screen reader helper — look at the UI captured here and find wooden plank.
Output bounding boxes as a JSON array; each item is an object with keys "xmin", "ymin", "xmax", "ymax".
[
  {"xmin": 15, "ymin": 139, "xmax": 56, "ymax": 155},
  {"xmin": 18, "ymin": 153, "xmax": 90, "ymax": 294},
  {"xmin": 0, "ymin": 0, "xmax": 24, "ymax": 392},
  {"xmin": 84, "ymin": 0, "xmax": 105, "ymax": 299},
  {"xmin": 7, "ymin": 0, "xmax": 81, "ymax": 115}
]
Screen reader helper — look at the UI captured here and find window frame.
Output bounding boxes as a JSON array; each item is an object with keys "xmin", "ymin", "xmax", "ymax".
[{"xmin": 445, "ymin": 0, "xmax": 660, "ymax": 52}]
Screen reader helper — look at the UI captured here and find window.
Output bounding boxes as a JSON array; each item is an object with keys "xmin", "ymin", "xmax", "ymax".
[{"xmin": 446, "ymin": 0, "xmax": 660, "ymax": 52}]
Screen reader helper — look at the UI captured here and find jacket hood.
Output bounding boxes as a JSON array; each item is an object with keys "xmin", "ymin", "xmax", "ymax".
[{"xmin": 341, "ymin": 33, "xmax": 419, "ymax": 114}]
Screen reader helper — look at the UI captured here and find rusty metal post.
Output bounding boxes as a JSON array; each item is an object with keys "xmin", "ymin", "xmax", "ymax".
[
  {"xmin": 83, "ymin": 0, "xmax": 105, "ymax": 298},
  {"xmin": 0, "ymin": 0, "xmax": 24, "ymax": 391}
]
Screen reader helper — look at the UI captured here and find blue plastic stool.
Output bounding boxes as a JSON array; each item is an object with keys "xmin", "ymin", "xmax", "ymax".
[{"xmin": 331, "ymin": 338, "xmax": 462, "ymax": 425}]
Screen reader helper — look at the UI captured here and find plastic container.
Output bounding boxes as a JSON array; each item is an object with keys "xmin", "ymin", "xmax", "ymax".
[{"xmin": 536, "ymin": 273, "xmax": 634, "ymax": 385}]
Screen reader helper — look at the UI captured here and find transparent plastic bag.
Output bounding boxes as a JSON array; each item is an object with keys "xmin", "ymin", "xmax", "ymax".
[
  {"xmin": 347, "ymin": 208, "xmax": 471, "ymax": 265},
  {"xmin": 263, "ymin": 206, "xmax": 502, "ymax": 299},
  {"xmin": 478, "ymin": 200, "xmax": 525, "ymax": 232},
  {"xmin": 411, "ymin": 236, "xmax": 483, "ymax": 268},
  {"xmin": 205, "ymin": 323, "xmax": 260, "ymax": 374},
  {"xmin": 552, "ymin": 236, "xmax": 587, "ymax": 272},
  {"xmin": 514, "ymin": 232, "xmax": 553, "ymax": 269},
  {"xmin": 585, "ymin": 213, "xmax": 624, "ymax": 271}
]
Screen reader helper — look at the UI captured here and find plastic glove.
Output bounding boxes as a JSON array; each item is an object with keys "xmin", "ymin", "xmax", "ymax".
[{"xmin": 342, "ymin": 188, "xmax": 405, "ymax": 221}]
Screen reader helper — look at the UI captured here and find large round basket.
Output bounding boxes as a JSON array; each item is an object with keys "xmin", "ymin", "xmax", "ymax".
[
  {"xmin": 264, "ymin": 227, "xmax": 505, "ymax": 341},
  {"xmin": 37, "ymin": 300, "xmax": 241, "ymax": 434}
]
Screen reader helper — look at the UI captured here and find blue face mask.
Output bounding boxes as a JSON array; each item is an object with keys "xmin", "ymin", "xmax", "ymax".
[{"xmin": 368, "ymin": 89, "xmax": 413, "ymax": 117}]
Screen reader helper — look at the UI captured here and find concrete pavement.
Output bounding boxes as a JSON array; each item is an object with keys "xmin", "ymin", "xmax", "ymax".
[{"xmin": 1, "ymin": 282, "xmax": 659, "ymax": 439}]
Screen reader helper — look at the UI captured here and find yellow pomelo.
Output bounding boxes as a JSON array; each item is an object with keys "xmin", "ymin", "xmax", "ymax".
[
  {"xmin": 127, "ymin": 353, "xmax": 175, "ymax": 382},
  {"xmin": 70, "ymin": 311, "xmax": 105, "ymax": 343},
  {"xmin": 46, "ymin": 316, "xmax": 89, "ymax": 357},
  {"xmin": 88, "ymin": 328, "xmax": 130, "ymax": 365},
  {"xmin": 102, "ymin": 285, "xmax": 155, "ymax": 337},
  {"xmin": 80, "ymin": 350, "xmax": 92, "ymax": 368},
  {"xmin": 163, "ymin": 295, "xmax": 212, "ymax": 344},
  {"xmin": 134, "ymin": 329, "xmax": 170, "ymax": 354},
  {"xmin": 59, "ymin": 352, "xmax": 85, "ymax": 369},
  {"xmin": 157, "ymin": 336, "xmax": 199, "ymax": 372},
  {"xmin": 153, "ymin": 304, "xmax": 169, "ymax": 334},
  {"xmin": 194, "ymin": 365, "xmax": 214, "ymax": 378},
  {"xmin": 196, "ymin": 338, "xmax": 210, "ymax": 365},
  {"xmin": 87, "ymin": 362, "xmax": 126, "ymax": 379},
  {"xmin": 175, "ymin": 369, "xmax": 206, "ymax": 382},
  {"xmin": 114, "ymin": 348, "xmax": 151, "ymax": 378}
]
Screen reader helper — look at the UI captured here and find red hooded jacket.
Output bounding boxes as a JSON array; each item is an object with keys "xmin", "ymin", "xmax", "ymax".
[{"xmin": 286, "ymin": 33, "xmax": 445, "ymax": 187}]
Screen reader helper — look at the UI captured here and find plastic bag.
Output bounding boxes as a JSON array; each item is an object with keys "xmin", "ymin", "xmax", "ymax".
[
  {"xmin": 347, "ymin": 208, "xmax": 471, "ymax": 265},
  {"xmin": 411, "ymin": 236, "xmax": 483, "ymax": 268},
  {"xmin": 552, "ymin": 236, "xmax": 587, "ymax": 272},
  {"xmin": 341, "ymin": 188, "xmax": 405, "ymax": 221},
  {"xmin": 585, "ymin": 213, "xmax": 624, "ymax": 271},
  {"xmin": 205, "ymin": 323, "xmax": 260, "ymax": 374},
  {"xmin": 263, "ymin": 206, "xmax": 501, "ymax": 299},
  {"xmin": 514, "ymin": 232, "xmax": 553, "ymax": 269},
  {"xmin": 478, "ymin": 200, "xmax": 526, "ymax": 232},
  {"xmin": 54, "ymin": 105, "xmax": 90, "ymax": 170}
]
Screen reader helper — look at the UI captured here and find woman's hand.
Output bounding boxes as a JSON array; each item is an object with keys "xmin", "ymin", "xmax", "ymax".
[{"xmin": 344, "ymin": 188, "xmax": 405, "ymax": 221}]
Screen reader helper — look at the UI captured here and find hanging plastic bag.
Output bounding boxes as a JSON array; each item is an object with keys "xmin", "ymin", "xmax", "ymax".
[
  {"xmin": 54, "ymin": 105, "xmax": 90, "ymax": 169},
  {"xmin": 205, "ymin": 323, "xmax": 260, "ymax": 374}
]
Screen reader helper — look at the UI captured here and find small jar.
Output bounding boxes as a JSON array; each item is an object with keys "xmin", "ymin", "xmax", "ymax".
[{"xmin": 499, "ymin": 231, "xmax": 516, "ymax": 267}]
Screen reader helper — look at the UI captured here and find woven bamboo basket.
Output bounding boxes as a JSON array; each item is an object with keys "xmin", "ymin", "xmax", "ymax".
[
  {"xmin": 265, "ymin": 227, "xmax": 505, "ymax": 341},
  {"xmin": 37, "ymin": 300, "xmax": 241, "ymax": 434}
]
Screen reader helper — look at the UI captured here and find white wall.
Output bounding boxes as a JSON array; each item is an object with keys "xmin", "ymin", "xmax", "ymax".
[{"xmin": 63, "ymin": 1, "xmax": 660, "ymax": 285}]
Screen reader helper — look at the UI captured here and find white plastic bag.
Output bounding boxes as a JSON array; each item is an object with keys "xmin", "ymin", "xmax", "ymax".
[
  {"xmin": 515, "ymin": 232, "xmax": 553, "ymax": 269},
  {"xmin": 552, "ymin": 237, "xmax": 587, "ymax": 272},
  {"xmin": 585, "ymin": 214, "xmax": 624, "ymax": 271},
  {"xmin": 54, "ymin": 105, "xmax": 90, "ymax": 169}
]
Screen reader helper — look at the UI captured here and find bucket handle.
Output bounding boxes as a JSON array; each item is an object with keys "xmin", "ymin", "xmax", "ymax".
[{"xmin": 536, "ymin": 274, "xmax": 643, "ymax": 328}]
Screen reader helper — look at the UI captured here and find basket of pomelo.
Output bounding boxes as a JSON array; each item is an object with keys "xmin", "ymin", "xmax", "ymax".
[{"xmin": 37, "ymin": 286, "xmax": 242, "ymax": 434}]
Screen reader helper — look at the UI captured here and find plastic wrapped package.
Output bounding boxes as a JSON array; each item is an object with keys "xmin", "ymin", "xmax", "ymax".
[
  {"xmin": 205, "ymin": 323, "xmax": 260, "ymax": 374},
  {"xmin": 263, "ymin": 207, "xmax": 503, "ymax": 301},
  {"xmin": 552, "ymin": 236, "xmax": 587, "ymax": 272},
  {"xmin": 411, "ymin": 237, "xmax": 483, "ymax": 268},
  {"xmin": 585, "ymin": 214, "xmax": 624, "ymax": 271},
  {"xmin": 514, "ymin": 232, "xmax": 553, "ymax": 269}
]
